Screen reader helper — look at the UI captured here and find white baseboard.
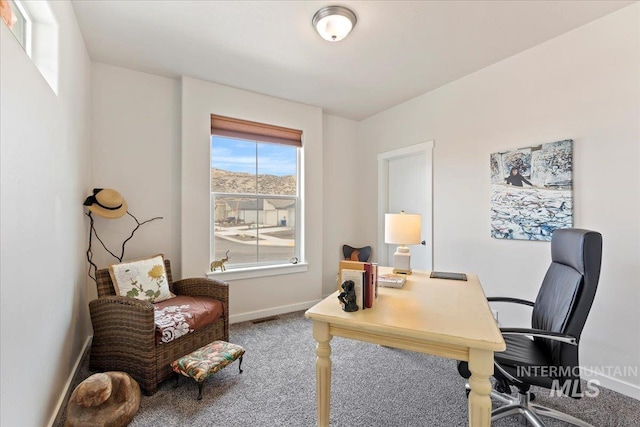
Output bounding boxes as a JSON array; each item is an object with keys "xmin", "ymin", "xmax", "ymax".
[
  {"xmin": 46, "ymin": 336, "xmax": 92, "ymax": 427},
  {"xmin": 583, "ymin": 368, "xmax": 640, "ymax": 400},
  {"xmin": 229, "ymin": 299, "xmax": 320, "ymax": 324}
]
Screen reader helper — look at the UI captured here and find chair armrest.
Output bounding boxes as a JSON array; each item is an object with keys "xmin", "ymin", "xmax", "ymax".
[
  {"xmin": 487, "ymin": 297, "xmax": 535, "ymax": 307},
  {"xmin": 173, "ymin": 278, "xmax": 229, "ymax": 305},
  {"xmin": 500, "ymin": 327, "xmax": 578, "ymax": 345},
  {"xmin": 89, "ymin": 296, "xmax": 156, "ymax": 340},
  {"xmin": 89, "ymin": 295, "xmax": 154, "ymax": 314}
]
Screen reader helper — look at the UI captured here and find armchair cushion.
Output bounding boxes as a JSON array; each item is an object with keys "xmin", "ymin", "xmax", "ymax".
[
  {"xmin": 109, "ymin": 254, "xmax": 174, "ymax": 303},
  {"xmin": 154, "ymin": 296, "xmax": 224, "ymax": 344}
]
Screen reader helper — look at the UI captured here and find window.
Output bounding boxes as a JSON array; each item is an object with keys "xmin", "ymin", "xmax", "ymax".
[
  {"xmin": 210, "ymin": 115, "xmax": 302, "ymax": 270},
  {"xmin": 1, "ymin": 0, "xmax": 58, "ymax": 94},
  {"xmin": 3, "ymin": 0, "xmax": 31, "ymax": 54}
]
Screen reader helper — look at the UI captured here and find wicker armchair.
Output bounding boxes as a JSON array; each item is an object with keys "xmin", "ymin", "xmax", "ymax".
[{"xmin": 89, "ymin": 259, "xmax": 229, "ymax": 395}]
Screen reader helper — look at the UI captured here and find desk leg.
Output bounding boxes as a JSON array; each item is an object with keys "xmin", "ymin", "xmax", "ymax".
[
  {"xmin": 468, "ymin": 348, "xmax": 493, "ymax": 427},
  {"xmin": 313, "ymin": 321, "xmax": 332, "ymax": 427}
]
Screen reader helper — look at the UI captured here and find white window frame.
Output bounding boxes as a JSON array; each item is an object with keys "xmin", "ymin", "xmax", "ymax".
[
  {"xmin": 5, "ymin": 0, "xmax": 31, "ymax": 54},
  {"xmin": 209, "ymin": 136, "xmax": 303, "ymax": 274},
  {"xmin": 5, "ymin": 0, "xmax": 58, "ymax": 94}
]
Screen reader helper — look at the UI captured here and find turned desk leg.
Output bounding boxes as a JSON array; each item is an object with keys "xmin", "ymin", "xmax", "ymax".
[
  {"xmin": 468, "ymin": 348, "xmax": 494, "ymax": 427},
  {"xmin": 313, "ymin": 321, "xmax": 332, "ymax": 427}
]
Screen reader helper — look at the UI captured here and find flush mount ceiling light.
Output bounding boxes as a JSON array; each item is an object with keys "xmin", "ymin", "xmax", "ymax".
[{"xmin": 312, "ymin": 6, "xmax": 357, "ymax": 42}]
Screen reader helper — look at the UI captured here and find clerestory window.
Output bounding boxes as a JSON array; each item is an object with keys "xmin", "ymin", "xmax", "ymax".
[
  {"xmin": 210, "ymin": 115, "xmax": 302, "ymax": 270},
  {"xmin": 1, "ymin": 0, "xmax": 58, "ymax": 93},
  {"xmin": 3, "ymin": 0, "xmax": 31, "ymax": 54}
]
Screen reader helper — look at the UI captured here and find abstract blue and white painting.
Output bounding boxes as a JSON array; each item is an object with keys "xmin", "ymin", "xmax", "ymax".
[{"xmin": 490, "ymin": 140, "xmax": 573, "ymax": 241}]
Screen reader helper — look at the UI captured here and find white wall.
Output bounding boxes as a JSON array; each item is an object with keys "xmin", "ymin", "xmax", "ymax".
[
  {"xmin": 0, "ymin": 1, "xmax": 92, "ymax": 425},
  {"xmin": 90, "ymin": 63, "xmax": 181, "ymax": 279},
  {"xmin": 4, "ymin": 5, "xmax": 632, "ymax": 422},
  {"xmin": 90, "ymin": 69, "xmax": 327, "ymax": 322},
  {"xmin": 181, "ymin": 77, "xmax": 324, "ymax": 319},
  {"xmin": 322, "ymin": 114, "xmax": 362, "ymax": 296},
  {"xmin": 358, "ymin": 4, "xmax": 640, "ymax": 397}
]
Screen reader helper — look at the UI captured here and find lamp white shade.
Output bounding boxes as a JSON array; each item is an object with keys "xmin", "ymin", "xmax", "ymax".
[{"xmin": 385, "ymin": 213, "xmax": 422, "ymax": 245}]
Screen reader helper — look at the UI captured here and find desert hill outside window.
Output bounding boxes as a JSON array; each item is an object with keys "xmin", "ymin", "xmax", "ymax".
[{"xmin": 210, "ymin": 115, "xmax": 302, "ymax": 271}]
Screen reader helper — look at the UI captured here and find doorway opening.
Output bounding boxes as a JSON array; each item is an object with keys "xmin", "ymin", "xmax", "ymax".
[{"xmin": 377, "ymin": 141, "xmax": 434, "ymax": 270}]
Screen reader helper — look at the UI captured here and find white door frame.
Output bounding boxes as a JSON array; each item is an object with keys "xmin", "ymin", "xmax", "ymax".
[{"xmin": 377, "ymin": 141, "xmax": 434, "ymax": 269}]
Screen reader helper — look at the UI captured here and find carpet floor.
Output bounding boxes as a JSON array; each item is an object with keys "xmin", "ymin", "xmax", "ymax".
[{"xmin": 56, "ymin": 311, "xmax": 640, "ymax": 426}]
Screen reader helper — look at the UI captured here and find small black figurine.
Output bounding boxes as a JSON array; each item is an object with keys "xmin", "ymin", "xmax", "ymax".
[{"xmin": 338, "ymin": 280, "xmax": 359, "ymax": 312}]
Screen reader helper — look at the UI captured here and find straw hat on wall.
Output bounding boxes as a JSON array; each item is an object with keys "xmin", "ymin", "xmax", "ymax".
[{"xmin": 83, "ymin": 188, "xmax": 128, "ymax": 219}]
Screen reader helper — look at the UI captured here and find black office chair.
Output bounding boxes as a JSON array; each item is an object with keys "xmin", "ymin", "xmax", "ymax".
[{"xmin": 458, "ymin": 228, "xmax": 602, "ymax": 427}]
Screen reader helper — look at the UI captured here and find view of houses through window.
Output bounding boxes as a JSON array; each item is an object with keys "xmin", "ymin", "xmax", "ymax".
[{"xmin": 211, "ymin": 135, "xmax": 299, "ymax": 268}]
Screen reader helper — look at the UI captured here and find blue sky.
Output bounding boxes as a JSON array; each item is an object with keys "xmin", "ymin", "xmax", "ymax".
[{"xmin": 211, "ymin": 136, "xmax": 296, "ymax": 176}]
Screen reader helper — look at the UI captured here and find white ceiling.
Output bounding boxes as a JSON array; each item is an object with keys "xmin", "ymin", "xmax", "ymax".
[{"xmin": 71, "ymin": 0, "xmax": 634, "ymax": 121}]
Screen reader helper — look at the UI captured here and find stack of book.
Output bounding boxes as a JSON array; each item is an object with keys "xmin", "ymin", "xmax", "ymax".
[
  {"xmin": 338, "ymin": 260, "xmax": 378, "ymax": 310},
  {"xmin": 377, "ymin": 273, "xmax": 406, "ymax": 288}
]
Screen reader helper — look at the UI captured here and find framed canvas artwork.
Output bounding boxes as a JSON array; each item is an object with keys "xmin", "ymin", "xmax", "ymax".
[{"xmin": 490, "ymin": 139, "xmax": 573, "ymax": 241}]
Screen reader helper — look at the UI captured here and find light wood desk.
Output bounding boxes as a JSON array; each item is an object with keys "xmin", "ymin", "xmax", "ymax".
[{"xmin": 305, "ymin": 268, "xmax": 505, "ymax": 427}]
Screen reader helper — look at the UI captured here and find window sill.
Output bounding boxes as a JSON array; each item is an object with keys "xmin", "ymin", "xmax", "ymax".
[{"xmin": 206, "ymin": 263, "xmax": 308, "ymax": 281}]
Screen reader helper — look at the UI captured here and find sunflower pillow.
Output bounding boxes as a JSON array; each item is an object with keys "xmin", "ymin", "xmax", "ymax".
[{"xmin": 109, "ymin": 254, "xmax": 173, "ymax": 303}]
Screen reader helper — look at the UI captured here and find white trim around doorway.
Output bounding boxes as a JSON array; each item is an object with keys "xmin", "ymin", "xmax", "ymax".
[{"xmin": 377, "ymin": 140, "xmax": 434, "ymax": 269}]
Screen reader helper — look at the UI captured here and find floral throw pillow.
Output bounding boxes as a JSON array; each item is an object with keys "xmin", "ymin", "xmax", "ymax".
[{"xmin": 109, "ymin": 254, "xmax": 173, "ymax": 303}]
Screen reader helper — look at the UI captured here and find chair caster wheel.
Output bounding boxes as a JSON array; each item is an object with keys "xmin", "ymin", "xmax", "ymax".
[
  {"xmin": 496, "ymin": 384, "xmax": 510, "ymax": 393},
  {"xmin": 465, "ymin": 388, "xmax": 470, "ymax": 398},
  {"xmin": 495, "ymin": 379, "xmax": 510, "ymax": 394}
]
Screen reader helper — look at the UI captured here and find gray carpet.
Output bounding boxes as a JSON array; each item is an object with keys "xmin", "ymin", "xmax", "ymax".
[{"xmin": 56, "ymin": 311, "xmax": 640, "ymax": 426}]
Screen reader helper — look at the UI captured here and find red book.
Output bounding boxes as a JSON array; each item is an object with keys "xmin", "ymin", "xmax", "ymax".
[
  {"xmin": 372, "ymin": 263, "xmax": 378, "ymax": 299},
  {"xmin": 364, "ymin": 263, "xmax": 374, "ymax": 308}
]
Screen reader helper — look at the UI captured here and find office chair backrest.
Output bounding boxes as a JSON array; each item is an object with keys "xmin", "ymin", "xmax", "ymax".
[{"xmin": 531, "ymin": 228, "xmax": 602, "ymax": 369}]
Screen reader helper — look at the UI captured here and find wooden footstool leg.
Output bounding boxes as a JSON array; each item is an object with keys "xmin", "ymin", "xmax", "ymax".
[
  {"xmin": 238, "ymin": 355, "xmax": 243, "ymax": 374},
  {"xmin": 197, "ymin": 381, "xmax": 204, "ymax": 401},
  {"xmin": 173, "ymin": 372, "xmax": 180, "ymax": 389}
]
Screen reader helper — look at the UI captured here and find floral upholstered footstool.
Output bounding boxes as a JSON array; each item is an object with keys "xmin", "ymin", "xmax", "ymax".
[{"xmin": 170, "ymin": 340, "xmax": 245, "ymax": 400}]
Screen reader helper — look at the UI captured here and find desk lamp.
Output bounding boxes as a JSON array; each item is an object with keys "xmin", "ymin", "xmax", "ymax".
[{"xmin": 385, "ymin": 211, "xmax": 422, "ymax": 275}]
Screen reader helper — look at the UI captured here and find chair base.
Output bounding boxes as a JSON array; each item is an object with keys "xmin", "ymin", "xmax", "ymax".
[{"xmin": 465, "ymin": 383, "xmax": 593, "ymax": 427}]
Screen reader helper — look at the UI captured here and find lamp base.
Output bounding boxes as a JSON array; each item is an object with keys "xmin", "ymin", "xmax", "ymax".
[{"xmin": 392, "ymin": 246, "xmax": 412, "ymax": 275}]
